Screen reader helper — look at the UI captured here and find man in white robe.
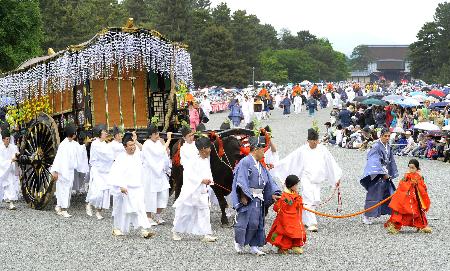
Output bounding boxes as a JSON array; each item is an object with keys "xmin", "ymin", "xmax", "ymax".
[
  {"xmin": 0, "ymin": 129, "xmax": 19, "ymax": 210},
  {"xmin": 51, "ymin": 124, "xmax": 89, "ymax": 218},
  {"xmin": 142, "ymin": 125, "xmax": 172, "ymax": 225},
  {"xmin": 86, "ymin": 124, "xmax": 115, "ymax": 220},
  {"xmin": 293, "ymin": 95, "xmax": 302, "ymax": 114},
  {"xmin": 271, "ymin": 128, "xmax": 342, "ymax": 232},
  {"xmin": 274, "ymin": 93, "xmax": 282, "ymax": 108},
  {"xmin": 109, "ymin": 125, "xmax": 125, "ymax": 160},
  {"xmin": 172, "ymin": 137, "xmax": 217, "ymax": 242},
  {"xmin": 179, "ymin": 127, "xmax": 197, "ymax": 167},
  {"xmin": 108, "ymin": 133, "xmax": 154, "ymax": 238}
]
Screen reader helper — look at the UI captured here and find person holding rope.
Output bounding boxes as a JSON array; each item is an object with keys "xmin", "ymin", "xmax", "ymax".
[
  {"xmin": 360, "ymin": 127, "xmax": 398, "ymax": 225},
  {"xmin": 271, "ymin": 128, "xmax": 342, "ymax": 232},
  {"xmin": 384, "ymin": 159, "xmax": 432, "ymax": 234},
  {"xmin": 231, "ymin": 136, "xmax": 281, "ymax": 256}
]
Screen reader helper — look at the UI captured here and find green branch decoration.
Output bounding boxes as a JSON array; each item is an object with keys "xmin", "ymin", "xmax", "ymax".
[
  {"xmin": 151, "ymin": 116, "xmax": 159, "ymax": 125},
  {"xmin": 252, "ymin": 118, "xmax": 261, "ymax": 136},
  {"xmin": 180, "ymin": 120, "xmax": 190, "ymax": 129},
  {"xmin": 176, "ymin": 82, "xmax": 189, "ymax": 102},
  {"xmin": 312, "ymin": 120, "xmax": 320, "ymax": 133}
]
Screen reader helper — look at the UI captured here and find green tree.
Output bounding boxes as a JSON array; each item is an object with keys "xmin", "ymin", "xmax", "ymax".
[
  {"xmin": 409, "ymin": 22, "xmax": 440, "ymax": 82},
  {"xmin": 0, "ymin": 0, "xmax": 43, "ymax": 72},
  {"xmin": 260, "ymin": 50, "xmax": 288, "ymax": 83},
  {"xmin": 197, "ymin": 25, "xmax": 246, "ymax": 87},
  {"xmin": 349, "ymin": 44, "xmax": 372, "ymax": 70},
  {"xmin": 154, "ymin": 0, "xmax": 194, "ymax": 42},
  {"xmin": 122, "ymin": 0, "xmax": 156, "ymax": 28},
  {"xmin": 410, "ymin": 2, "xmax": 450, "ymax": 84},
  {"xmin": 39, "ymin": 0, "xmax": 126, "ymax": 51},
  {"xmin": 188, "ymin": 7, "xmax": 212, "ymax": 84},
  {"xmin": 211, "ymin": 2, "xmax": 231, "ymax": 28}
]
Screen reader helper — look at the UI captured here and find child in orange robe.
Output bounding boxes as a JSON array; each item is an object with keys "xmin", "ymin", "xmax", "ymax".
[
  {"xmin": 385, "ymin": 159, "xmax": 432, "ymax": 234},
  {"xmin": 266, "ymin": 175, "xmax": 306, "ymax": 254}
]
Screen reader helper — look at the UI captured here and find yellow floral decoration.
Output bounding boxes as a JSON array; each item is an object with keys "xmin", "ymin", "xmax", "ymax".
[{"xmin": 6, "ymin": 96, "xmax": 53, "ymax": 127}]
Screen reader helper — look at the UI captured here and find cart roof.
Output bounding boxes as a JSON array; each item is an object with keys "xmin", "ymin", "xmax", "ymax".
[{"xmin": 0, "ymin": 20, "xmax": 193, "ymax": 104}]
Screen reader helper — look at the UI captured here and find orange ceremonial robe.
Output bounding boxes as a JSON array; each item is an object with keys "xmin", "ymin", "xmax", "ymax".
[
  {"xmin": 267, "ymin": 190, "xmax": 306, "ymax": 250},
  {"xmin": 385, "ymin": 172, "xmax": 430, "ymax": 230}
]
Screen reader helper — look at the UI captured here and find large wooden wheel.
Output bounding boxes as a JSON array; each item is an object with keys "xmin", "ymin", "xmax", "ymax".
[{"xmin": 19, "ymin": 113, "xmax": 60, "ymax": 209}]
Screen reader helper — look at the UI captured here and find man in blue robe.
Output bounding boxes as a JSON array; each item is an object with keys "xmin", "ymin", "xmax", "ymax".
[
  {"xmin": 360, "ymin": 128, "xmax": 398, "ymax": 224},
  {"xmin": 231, "ymin": 136, "xmax": 281, "ymax": 255},
  {"xmin": 280, "ymin": 95, "xmax": 291, "ymax": 115}
]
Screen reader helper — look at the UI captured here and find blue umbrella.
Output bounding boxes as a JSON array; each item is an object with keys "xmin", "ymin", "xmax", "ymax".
[
  {"xmin": 383, "ymin": 94, "xmax": 403, "ymax": 102},
  {"xmin": 428, "ymin": 102, "xmax": 449, "ymax": 109},
  {"xmin": 409, "ymin": 91, "xmax": 426, "ymax": 97}
]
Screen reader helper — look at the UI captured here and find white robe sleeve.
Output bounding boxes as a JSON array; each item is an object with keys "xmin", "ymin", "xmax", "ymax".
[
  {"xmin": 0, "ymin": 158, "xmax": 12, "ymax": 180},
  {"xmin": 76, "ymin": 144, "xmax": 89, "ymax": 174},
  {"xmin": 50, "ymin": 140, "xmax": 72, "ymax": 181},
  {"xmin": 323, "ymin": 146, "xmax": 342, "ymax": 186},
  {"xmin": 142, "ymin": 141, "xmax": 169, "ymax": 175},
  {"xmin": 271, "ymin": 148, "xmax": 303, "ymax": 182}
]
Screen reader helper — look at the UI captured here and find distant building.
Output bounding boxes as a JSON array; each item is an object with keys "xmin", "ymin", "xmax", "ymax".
[{"xmin": 349, "ymin": 45, "xmax": 411, "ymax": 83}]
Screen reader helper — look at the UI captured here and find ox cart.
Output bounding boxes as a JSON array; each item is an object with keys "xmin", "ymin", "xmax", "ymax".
[{"xmin": 0, "ymin": 19, "xmax": 193, "ymax": 210}]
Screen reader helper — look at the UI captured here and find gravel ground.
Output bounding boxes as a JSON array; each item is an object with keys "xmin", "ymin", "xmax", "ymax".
[{"xmin": 1, "ymin": 107, "xmax": 449, "ymax": 271}]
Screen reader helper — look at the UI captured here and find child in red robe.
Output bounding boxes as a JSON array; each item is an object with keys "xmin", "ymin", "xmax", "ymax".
[
  {"xmin": 385, "ymin": 159, "xmax": 432, "ymax": 234},
  {"xmin": 266, "ymin": 175, "xmax": 306, "ymax": 254}
]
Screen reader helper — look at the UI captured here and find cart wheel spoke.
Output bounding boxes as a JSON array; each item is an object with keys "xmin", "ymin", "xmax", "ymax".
[{"xmin": 20, "ymin": 113, "xmax": 60, "ymax": 210}]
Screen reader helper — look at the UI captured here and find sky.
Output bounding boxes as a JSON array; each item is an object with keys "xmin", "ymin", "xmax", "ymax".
[{"xmin": 209, "ymin": 0, "xmax": 447, "ymax": 55}]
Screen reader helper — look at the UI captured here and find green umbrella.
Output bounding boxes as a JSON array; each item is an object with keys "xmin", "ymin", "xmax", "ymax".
[{"xmin": 362, "ymin": 98, "xmax": 388, "ymax": 106}]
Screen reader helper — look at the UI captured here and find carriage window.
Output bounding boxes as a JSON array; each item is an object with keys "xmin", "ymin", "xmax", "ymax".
[{"xmin": 148, "ymin": 70, "xmax": 171, "ymax": 93}]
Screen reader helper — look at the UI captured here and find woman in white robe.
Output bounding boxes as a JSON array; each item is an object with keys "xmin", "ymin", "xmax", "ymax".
[
  {"xmin": 108, "ymin": 133, "xmax": 154, "ymax": 238},
  {"xmin": 51, "ymin": 124, "xmax": 89, "ymax": 218},
  {"xmin": 271, "ymin": 129, "xmax": 342, "ymax": 232},
  {"xmin": 0, "ymin": 130, "xmax": 19, "ymax": 210},
  {"xmin": 86, "ymin": 125, "xmax": 115, "ymax": 219},
  {"xmin": 172, "ymin": 137, "xmax": 217, "ymax": 242},
  {"xmin": 142, "ymin": 125, "xmax": 172, "ymax": 225}
]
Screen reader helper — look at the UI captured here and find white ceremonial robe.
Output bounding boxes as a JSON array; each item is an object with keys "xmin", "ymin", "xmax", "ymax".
[
  {"xmin": 0, "ymin": 143, "xmax": 19, "ymax": 201},
  {"xmin": 326, "ymin": 92, "xmax": 333, "ymax": 107},
  {"xmin": 172, "ymin": 155, "xmax": 213, "ymax": 236},
  {"xmin": 109, "ymin": 140, "xmax": 125, "ymax": 160},
  {"xmin": 274, "ymin": 94, "xmax": 282, "ymax": 108},
  {"xmin": 271, "ymin": 144, "xmax": 342, "ymax": 226},
  {"xmin": 293, "ymin": 96, "xmax": 302, "ymax": 114},
  {"xmin": 347, "ymin": 90, "xmax": 355, "ymax": 102},
  {"xmin": 142, "ymin": 139, "xmax": 171, "ymax": 213},
  {"xmin": 51, "ymin": 138, "xmax": 89, "ymax": 208},
  {"xmin": 108, "ymin": 150, "xmax": 151, "ymax": 233},
  {"xmin": 86, "ymin": 139, "xmax": 114, "ymax": 209},
  {"xmin": 241, "ymin": 99, "xmax": 253, "ymax": 125},
  {"xmin": 180, "ymin": 141, "xmax": 198, "ymax": 167},
  {"xmin": 200, "ymin": 98, "xmax": 212, "ymax": 119}
]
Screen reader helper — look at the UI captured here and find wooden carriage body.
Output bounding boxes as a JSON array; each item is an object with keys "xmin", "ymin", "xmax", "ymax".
[{"xmin": 0, "ymin": 20, "xmax": 193, "ymax": 209}]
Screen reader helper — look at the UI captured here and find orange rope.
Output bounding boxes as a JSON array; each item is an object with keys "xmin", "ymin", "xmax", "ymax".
[{"xmin": 303, "ymin": 194, "xmax": 394, "ymax": 219}]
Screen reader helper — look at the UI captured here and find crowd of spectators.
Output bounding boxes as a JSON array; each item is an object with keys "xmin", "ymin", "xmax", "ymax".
[{"xmin": 322, "ymin": 100, "xmax": 450, "ymax": 163}]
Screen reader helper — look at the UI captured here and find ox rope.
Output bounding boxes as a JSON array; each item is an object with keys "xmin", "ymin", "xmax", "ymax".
[
  {"xmin": 303, "ymin": 193, "xmax": 394, "ymax": 219},
  {"xmin": 211, "ymin": 137, "xmax": 234, "ymax": 170}
]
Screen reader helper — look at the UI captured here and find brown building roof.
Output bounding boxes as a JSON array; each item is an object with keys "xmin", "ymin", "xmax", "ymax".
[{"xmin": 367, "ymin": 45, "xmax": 410, "ymax": 61}]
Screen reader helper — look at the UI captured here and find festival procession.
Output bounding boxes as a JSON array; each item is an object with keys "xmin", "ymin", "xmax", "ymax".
[{"xmin": 1, "ymin": 1, "xmax": 450, "ymax": 270}]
